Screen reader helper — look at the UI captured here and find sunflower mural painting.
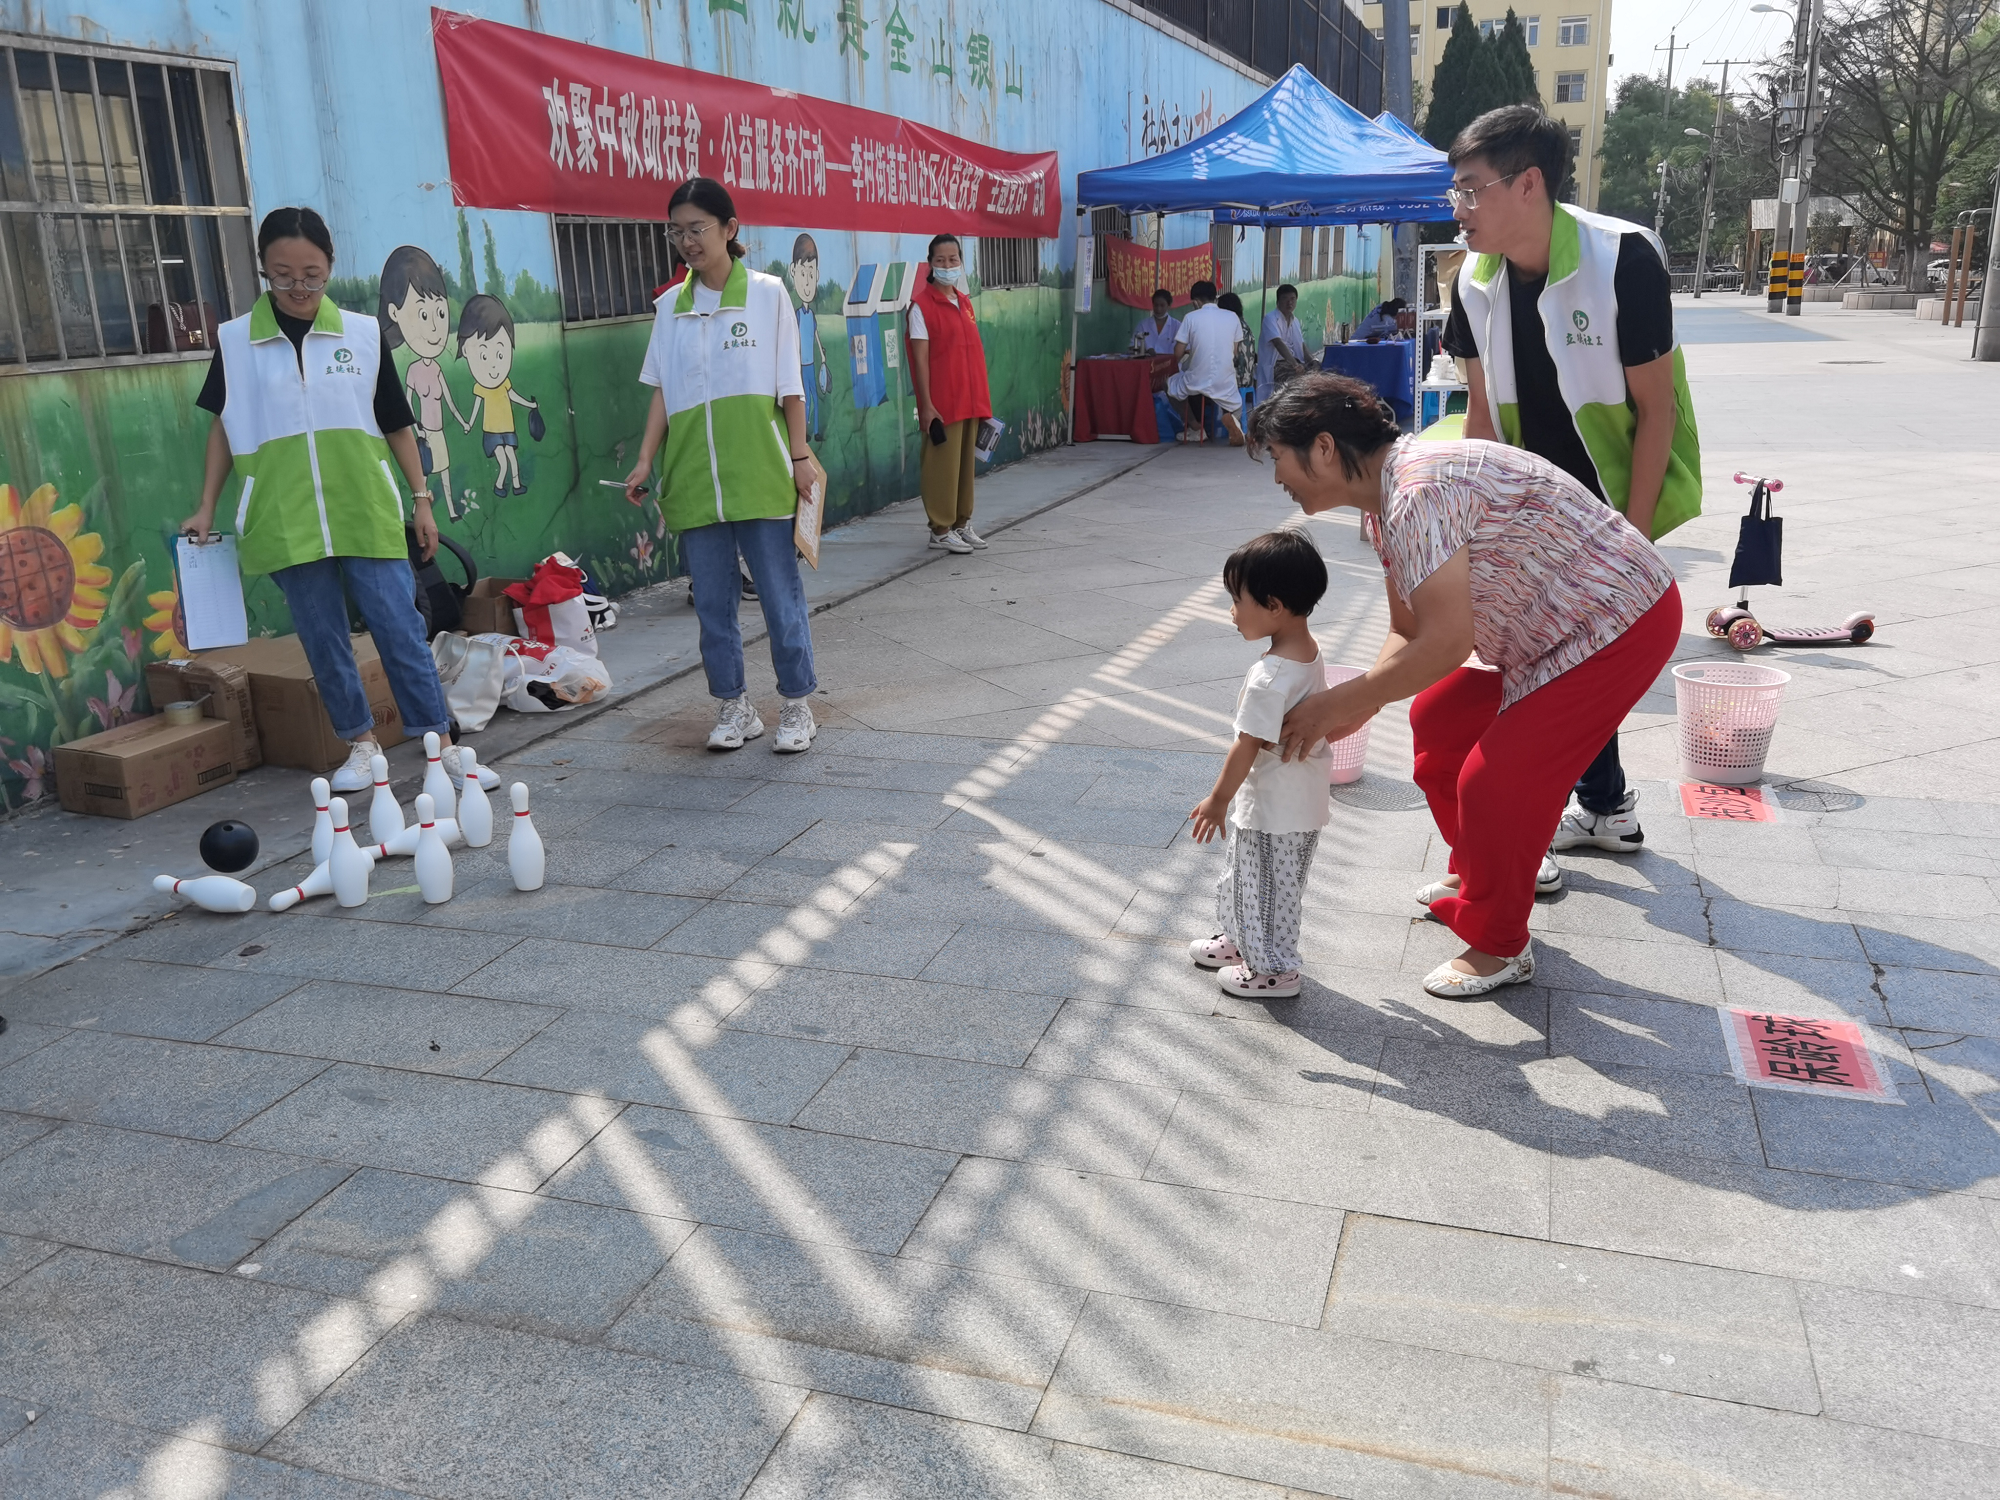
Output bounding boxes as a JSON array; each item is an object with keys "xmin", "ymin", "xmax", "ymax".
[
  {"xmin": 0, "ymin": 482, "xmax": 150, "ymax": 811},
  {"xmin": 144, "ymin": 583, "xmax": 189, "ymax": 660}
]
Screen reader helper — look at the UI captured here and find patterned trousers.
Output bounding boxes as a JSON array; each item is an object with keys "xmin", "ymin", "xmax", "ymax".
[{"xmin": 1217, "ymin": 828, "xmax": 1320, "ymax": 976}]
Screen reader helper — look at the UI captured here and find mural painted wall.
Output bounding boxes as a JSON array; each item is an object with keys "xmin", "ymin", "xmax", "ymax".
[{"xmin": 0, "ymin": 0, "xmax": 1389, "ymax": 810}]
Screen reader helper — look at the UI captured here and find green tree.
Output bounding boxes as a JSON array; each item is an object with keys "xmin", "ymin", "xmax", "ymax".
[
  {"xmin": 1492, "ymin": 10, "xmax": 1540, "ymax": 109},
  {"xmin": 1598, "ymin": 75, "xmax": 1766, "ymax": 256},
  {"xmin": 1423, "ymin": 5, "xmax": 1510, "ymax": 152},
  {"xmin": 454, "ymin": 212, "xmax": 477, "ymax": 303},
  {"xmin": 481, "ymin": 222, "xmax": 506, "ymax": 299}
]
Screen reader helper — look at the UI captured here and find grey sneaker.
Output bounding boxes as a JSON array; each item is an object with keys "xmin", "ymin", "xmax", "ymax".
[
  {"xmin": 329, "ymin": 737, "xmax": 381, "ymax": 794},
  {"xmin": 706, "ymin": 695, "xmax": 765, "ymax": 751},
  {"xmin": 1549, "ymin": 790, "xmax": 1644, "ymax": 853},
  {"xmin": 953, "ymin": 522, "xmax": 989, "ymax": 549},
  {"xmin": 773, "ymin": 697, "xmax": 817, "ymax": 754}
]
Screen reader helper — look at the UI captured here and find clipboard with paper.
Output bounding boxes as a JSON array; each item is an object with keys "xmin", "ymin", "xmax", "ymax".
[
  {"xmin": 793, "ymin": 451, "xmax": 827, "ymax": 569},
  {"xmin": 173, "ymin": 533, "xmax": 251, "ymax": 649}
]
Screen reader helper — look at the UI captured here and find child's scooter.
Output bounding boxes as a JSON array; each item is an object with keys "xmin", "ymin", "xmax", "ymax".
[{"xmin": 1704, "ymin": 471, "xmax": 1875, "ymax": 651}]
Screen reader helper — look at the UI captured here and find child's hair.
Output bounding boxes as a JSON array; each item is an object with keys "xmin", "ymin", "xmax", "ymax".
[
  {"xmin": 377, "ymin": 244, "xmax": 447, "ymax": 349},
  {"xmin": 1223, "ymin": 529, "xmax": 1328, "ymax": 618},
  {"xmin": 455, "ymin": 293, "xmax": 514, "ymax": 357}
]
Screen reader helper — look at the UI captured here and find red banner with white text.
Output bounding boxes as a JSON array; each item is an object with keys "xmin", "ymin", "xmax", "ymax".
[
  {"xmin": 1102, "ymin": 237, "xmax": 1217, "ymax": 310},
  {"xmin": 430, "ymin": 9, "xmax": 1060, "ymax": 239}
]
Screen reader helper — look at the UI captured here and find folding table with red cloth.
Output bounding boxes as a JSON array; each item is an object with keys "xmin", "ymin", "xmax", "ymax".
[{"xmin": 1072, "ymin": 355, "xmax": 1163, "ymax": 444}]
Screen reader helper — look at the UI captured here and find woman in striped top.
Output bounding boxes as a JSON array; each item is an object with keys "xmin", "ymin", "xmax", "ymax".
[{"xmin": 1252, "ymin": 373, "xmax": 1681, "ymax": 998}]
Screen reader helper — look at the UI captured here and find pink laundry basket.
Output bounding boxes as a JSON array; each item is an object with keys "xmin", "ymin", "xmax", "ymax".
[
  {"xmin": 1673, "ymin": 661, "xmax": 1790, "ymax": 787},
  {"xmin": 1322, "ymin": 664, "xmax": 1372, "ymax": 785}
]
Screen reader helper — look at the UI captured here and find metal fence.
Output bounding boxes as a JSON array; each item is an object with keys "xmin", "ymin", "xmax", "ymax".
[{"xmin": 1138, "ymin": 0, "xmax": 1384, "ymax": 116}]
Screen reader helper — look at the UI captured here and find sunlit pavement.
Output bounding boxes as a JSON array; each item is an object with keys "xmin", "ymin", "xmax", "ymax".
[{"xmin": 2, "ymin": 301, "xmax": 1999, "ymax": 1495}]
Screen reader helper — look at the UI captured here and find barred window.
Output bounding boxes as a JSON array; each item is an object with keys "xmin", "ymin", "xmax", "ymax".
[
  {"xmin": 1316, "ymin": 226, "xmax": 1331, "ymax": 281},
  {"xmin": 0, "ymin": 38, "xmax": 254, "ymax": 369},
  {"xmin": 1210, "ymin": 223, "xmax": 1235, "ymax": 292},
  {"xmin": 1089, "ymin": 207, "xmax": 1130, "ymax": 283},
  {"xmin": 1263, "ymin": 227, "xmax": 1283, "ymax": 286},
  {"xmin": 977, "ymin": 235, "xmax": 1039, "ymax": 290},
  {"xmin": 1555, "ymin": 71, "xmax": 1587, "ymax": 103},
  {"xmin": 1296, "ymin": 226, "xmax": 1313, "ymax": 282},
  {"xmin": 554, "ymin": 216, "xmax": 677, "ymax": 323}
]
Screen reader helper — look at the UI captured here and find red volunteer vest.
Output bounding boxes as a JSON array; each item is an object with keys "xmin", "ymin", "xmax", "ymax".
[{"xmin": 909, "ymin": 277, "xmax": 992, "ymax": 425}]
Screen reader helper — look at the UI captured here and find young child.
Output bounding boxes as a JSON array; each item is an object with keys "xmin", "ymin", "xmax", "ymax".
[{"xmin": 1189, "ymin": 529, "xmax": 1332, "ymax": 998}]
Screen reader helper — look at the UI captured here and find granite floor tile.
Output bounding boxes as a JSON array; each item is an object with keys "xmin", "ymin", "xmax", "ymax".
[
  {"xmin": 0, "ymin": 1020, "xmax": 64, "ymax": 1072},
  {"xmin": 0, "ymin": 1123, "xmax": 352, "ymax": 1268},
  {"xmin": 1714, "ymin": 951, "xmax": 1891, "ymax": 1024},
  {"xmin": 484, "ymin": 1009, "xmax": 849, "ymax": 1124},
  {"xmin": 1753, "ymin": 1086, "xmax": 2000, "ymax": 1196},
  {"xmin": 655, "ymin": 896, "xmax": 962, "ymax": 978},
  {"xmin": 940, "ymin": 801, "xmax": 1190, "ymax": 849},
  {"xmin": 415, "ymin": 878, "xmax": 705, "ymax": 948},
  {"xmin": 1877, "ymin": 965, "xmax": 2000, "ymax": 1036},
  {"xmin": 743, "ymin": 1392, "xmax": 1300, "ymax": 1499},
  {"xmin": 613, "ymin": 844, "xmax": 783, "ymax": 898},
  {"xmin": 900, "ymin": 1156, "xmax": 1343, "ymax": 1326},
  {"xmin": 0, "ymin": 1030, "xmax": 328, "ymax": 1140},
  {"xmin": 542, "ymin": 1103, "xmax": 958, "ymax": 1253},
  {"xmin": 449, "ymin": 938, "xmax": 775, "ymax": 1023},
  {"xmin": 0, "ymin": 1248, "xmax": 387, "ymax": 1450},
  {"xmin": 719, "ymin": 852, "xmax": 889, "ymax": 910},
  {"xmin": 460, "ymin": 834, "xmax": 659, "ymax": 891},
  {"xmin": 1512, "ymin": 933, "xmax": 1727, "ymax": 1002},
  {"xmin": 728, "ymin": 781, "xmax": 960, "ymax": 830},
  {"xmin": 207, "ymin": 918, "xmax": 521, "ymax": 991},
  {"xmin": 226, "ymin": 1063, "xmax": 620, "ymax": 1189},
  {"xmin": 1326, "ymin": 1216, "xmax": 1820, "ymax": 1410},
  {"xmin": 725, "ymin": 967, "xmax": 1063, "ymax": 1066},
  {"xmin": 1145, "ymin": 1092, "xmax": 1552, "ymax": 1238},
  {"xmin": 571, "ymin": 803, "xmax": 819, "ymax": 856},
  {"xmin": 255, "ymin": 1167, "xmax": 692, "ymax": 1338},
  {"xmin": 1851, "ymin": 909, "xmax": 2000, "ymax": 972},
  {"xmin": 1547, "ymin": 993, "xmax": 1740, "ymax": 1077},
  {"xmin": 0, "ymin": 1231, "xmax": 56, "ymax": 1291},
  {"xmin": 1705, "ymin": 898, "xmax": 1870, "ymax": 963},
  {"xmin": 0, "ymin": 957, "xmax": 305, "ymax": 1042},
  {"xmin": 214, "ymin": 981, "xmax": 560, "ymax": 1078},
  {"xmin": 264, "ymin": 1314, "xmax": 804, "ymax": 1499},
  {"xmin": 101, "ymin": 908, "xmax": 283, "ymax": 967},
  {"xmin": 607, "ymin": 1226, "xmax": 1086, "ymax": 1430},
  {"xmin": 0, "ymin": 1109, "xmax": 54, "ymax": 1162},
  {"xmin": 1034, "ymin": 1294, "xmax": 1550, "ymax": 1498},
  {"xmin": 1213, "ymin": 963, "xmax": 1553, "ymax": 1054},
  {"xmin": 793, "ymin": 1048, "xmax": 1179, "ymax": 1176},
  {"xmin": 1799, "ymin": 1282, "xmax": 2000, "ymax": 1445}
]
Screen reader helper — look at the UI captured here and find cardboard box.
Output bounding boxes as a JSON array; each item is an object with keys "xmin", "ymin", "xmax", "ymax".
[
  {"xmin": 54, "ymin": 717, "xmax": 237, "ymax": 819},
  {"xmin": 144, "ymin": 657, "xmax": 261, "ymax": 772},
  {"xmin": 191, "ymin": 633, "xmax": 407, "ymax": 772},
  {"xmin": 460, "ymin": 578, "xmax": 526, "ymax": 637}
]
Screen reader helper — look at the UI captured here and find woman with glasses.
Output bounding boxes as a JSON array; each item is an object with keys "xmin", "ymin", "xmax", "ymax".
[
  {"xmin": 179, "ymin": 206, "xmax": 470, "ymax": 798},
  {"xmin": 622, "ymin": 178, "xmax": 822, "ymax": 754}
]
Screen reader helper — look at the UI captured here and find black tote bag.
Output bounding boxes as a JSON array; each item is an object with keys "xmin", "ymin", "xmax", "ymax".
[{"xmin": 1727, "ymin": 484, "xmax": 1783, "ymax": 589}]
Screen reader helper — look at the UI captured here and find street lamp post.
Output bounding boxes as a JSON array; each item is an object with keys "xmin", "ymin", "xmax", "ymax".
[
  {"xmin": 1654, "ymin": 160, "xmax": 1671, "ymax": 236},
  {"xmin": 1751, "ymin": 2, "xmax": 1806, "ymax": 312},
  {"xmin": 1688, "ymin": 61, "xmax": 1740, "ymax": 300},
  {"xmin": 1780, "ymin": 0, "xmax": 1827, "ymax": 315}
]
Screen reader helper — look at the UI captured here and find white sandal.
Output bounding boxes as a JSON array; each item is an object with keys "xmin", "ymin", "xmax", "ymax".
[
  {"xmin": 1422, "ymin": 945, "xmax": 1535, "ymax": 999},
  {"xmin": 1188, "ymin": 933, "xmax": 1242, "ymax": 970},
  {"xmin": 1219, "ymin": 964, "xmax": 1302, "ymax": 999},
  {"xmin": 1415, "ymin": 880, "xmax": 1457, "ymax": 907}
]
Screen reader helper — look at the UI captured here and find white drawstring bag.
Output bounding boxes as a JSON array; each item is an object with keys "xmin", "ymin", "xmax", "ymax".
[{"xmin": 431, "ymin": 632, "xmax": 517, "ymax": 732}]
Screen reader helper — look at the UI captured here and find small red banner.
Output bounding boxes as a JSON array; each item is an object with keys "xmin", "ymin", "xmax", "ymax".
[
  {"xmin": 1721, "ymin": 1010, "xmax": 1898, "ymax": 1102},
  {"xmin": 431, "ymin": 8, "xmax": 1060, "ymax": 239},
  {"xmin": 1676, "ymin": 781, "xmax": 1781, "ymax": 823},
  {"xmin": 1102, "ymin": 237, "xmax": 1217, "ymax": 310}
]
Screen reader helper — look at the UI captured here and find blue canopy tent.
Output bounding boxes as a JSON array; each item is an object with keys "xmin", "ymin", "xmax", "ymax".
[{"xmin": 1068, "ymin": 66, "xmax": 1455, "ymax": 437}]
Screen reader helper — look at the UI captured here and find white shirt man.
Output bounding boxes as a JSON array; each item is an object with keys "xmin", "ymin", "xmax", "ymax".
[
  {"xmin": 1165, "ymin": 282, "xmax": 1247, "ymax": 445},
  {"xmin": 1255, "ymin": 285, "xmax": 1306, "ymax": 403}
]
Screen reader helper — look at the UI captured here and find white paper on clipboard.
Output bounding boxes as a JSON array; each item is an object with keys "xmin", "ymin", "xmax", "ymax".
[
  {"xmin": 174, "ymin": 535, "xmax": 251, "ymax": 649},
  {"xmin": 793, "ymin": 452, "xmax": 826, "ymax": 570}
]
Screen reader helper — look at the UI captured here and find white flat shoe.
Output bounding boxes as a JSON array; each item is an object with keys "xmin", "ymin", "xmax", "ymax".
[
  {"xmin": 1415, "ymin": 880, "xmax": 1457, "ymax": 907},
  {"xmin": 1422, "ymin": 946, "xmax": 1535, "ymax": 999}
]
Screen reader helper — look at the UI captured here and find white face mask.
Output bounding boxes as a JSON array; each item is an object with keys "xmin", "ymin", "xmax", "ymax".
[{"xmin": 931, "ymin": 265, "xmax": 964, "ymax": 287}]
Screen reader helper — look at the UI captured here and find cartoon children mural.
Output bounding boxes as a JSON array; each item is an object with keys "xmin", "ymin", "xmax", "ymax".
[
  {"xmin": 378, "ymin": 245, "xmax": 476, "ymax": 520},
  {"xmin": 456, "ymin": 293, "xmax": 540, "ymax": 497},
  {"xmin": 789, "ymin": 233, "xmax": 832, "ymax": 440}
]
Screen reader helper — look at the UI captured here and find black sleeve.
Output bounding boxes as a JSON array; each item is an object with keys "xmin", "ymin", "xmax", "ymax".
[
  {"xmin": 374, "ymin": 352, "xmax": 415, "ymax": 433},
  {"xmin": 195, "ymin": 349, "xmax": 226, "ymax": 415},
  {"xmin": 1615, "ymin": 234, "xmax": 1675, "ymax": 367},
  {"xmin": 1441, "ymin": 293, "xmax": 1476, "ymax": 360}
]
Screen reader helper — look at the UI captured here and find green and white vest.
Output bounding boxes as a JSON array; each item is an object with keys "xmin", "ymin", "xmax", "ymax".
[
  {"xmin": 217, "ymin": 294, "xmax": 406, "ymax": 575},
  {"xmin": 1456, "ymin": 204, "xmax": 1703, "ymax": 539}
]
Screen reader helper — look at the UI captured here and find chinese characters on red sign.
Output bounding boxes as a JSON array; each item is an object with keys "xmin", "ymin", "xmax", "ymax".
[
  {"xmin": 1676, "ymin": 780, "xmax": 1781, "ymax": 823},
  {"xmin": 1720, "ymin": 1009, "xmax": 1897, "ymax": 1102},
  {"xmin": 1101, "ymin": 237, "xmax": 1217, "ymax": 310},
  {"xmin": 432, "ymin": 9, "xmax": 1060, "ymax": 239}
]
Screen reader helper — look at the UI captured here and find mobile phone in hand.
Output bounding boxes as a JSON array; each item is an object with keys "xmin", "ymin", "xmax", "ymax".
[{"xmin": 929, "ymin": 418, "xmax": 947, "ymax": 446}]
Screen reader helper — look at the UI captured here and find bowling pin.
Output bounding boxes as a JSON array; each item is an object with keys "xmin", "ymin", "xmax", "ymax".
[
  {"xmin": 422, "ymin": 731, "xmax": 457, "ymax": 823},
  {"xmin": 368, "ymin": 754, "xmax": 405, "ymax": 846},
  {"xmin": 413, "ymin": 793, "xmax": 453, "ymax": 904},
  {"xmin": 311, "ymin": 777, "xmax": 334, "ymax": 867},
  {"xmin": 508, "ymin": 782, "xmax": 544, "ymax": 891},
  {"xmin": 457, "ymin": 749, "xmax": 493, "ymax": 847},
  {"xmin": 154, "ymin": 873, "xmax": 256, "ymax": 914},
  {"xmin": 367, "ymin": 817, "xmax": 461, "ymax": 859},
  {"xmin": 328, "ymin": 797, "xmax": 372, "ymax": 908},
  {"xmin": 270, "ymin": 860, "xmax": 335, "ymax": 911}
]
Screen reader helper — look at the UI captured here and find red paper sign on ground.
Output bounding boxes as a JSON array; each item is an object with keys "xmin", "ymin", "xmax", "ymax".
[
  {"xmin": 1720, "ymin": 1009, "xmax": 1899, "ymax": 1102},
  {"xmin": 1676, "ymin": 781, "xmax": 1782, "ymax": 822}
]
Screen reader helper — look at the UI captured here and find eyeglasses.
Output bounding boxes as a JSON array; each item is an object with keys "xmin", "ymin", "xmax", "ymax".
[
  {"xmin": 1445, "ymin": 171, "xmax": 1522, "ymax": 210},
  {"xmin": 665, "ymin": 219, "xmax": 720, "ymax": 247},
  {"xmin": 262, "ymin": 271, "xmax": 327, "ymax": 292}
]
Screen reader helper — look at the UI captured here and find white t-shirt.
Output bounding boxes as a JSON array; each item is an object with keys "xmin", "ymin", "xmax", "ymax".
[
  {"xmin": 1256, "ymin": 310, "xmax": 1306, "ymax": 400},
  {"xmin": 905, "ymin": 286, "xmax": 957, "ymax": 341},
  {"xmin": 690, "ymin": 280, "xmax": 723, "ymax": 315},
  {"xmin": 1135, "ymin": 314, "xmax": 1181, "ymax": 354},
  {"xmin": 1174, "ymin": 303, "xmax": 1242, "ymax": 403},
  {"xmin": 1229, "ymin": 651, "xmax": 1332, "ymax": 834}
]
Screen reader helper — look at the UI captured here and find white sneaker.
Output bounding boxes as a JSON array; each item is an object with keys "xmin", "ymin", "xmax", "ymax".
[
  {"xmin": 706, "ymin": 695, "xmax": 765, "ymax": 751},
  {"xmin": 773, "ymin": 697, "xmax": 817, "ymax": 753},
  {"xmin": 1537, "ymin": 855, "xmax": 1563, "ymax": 894},
  {"xmin": 438, "ymin": 744, "xmax": 499, "ymax": 791},
  {"xmin": 928, "ymin": 529, "xmax": 973, "ymax": 554},
  {"xmin": 1549, "ymin": 790, "xmax": 1644, "ymax": 853},
  {"xmin": 953, "ymin": 523, "xmax": 989, "ymax": 549},
  {"xmin": 329, "ymin": 737, "xmax": 381, "ymax": 794}
]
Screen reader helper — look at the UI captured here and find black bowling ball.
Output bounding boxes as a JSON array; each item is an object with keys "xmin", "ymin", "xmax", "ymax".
[{"xmin": 199, "ymin": 820, "xmax": 259, "ymax": 874}]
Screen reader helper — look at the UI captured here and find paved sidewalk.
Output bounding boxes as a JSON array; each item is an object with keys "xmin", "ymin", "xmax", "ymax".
[{"xmin": 2, "ymin": 301, "xmax": 1998, "ymax": 1496}]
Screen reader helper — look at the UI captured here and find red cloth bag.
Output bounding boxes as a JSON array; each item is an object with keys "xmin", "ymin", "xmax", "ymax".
[{"xmin": 503, "ymin": 555, "xmax": 596, "ymax": 657}]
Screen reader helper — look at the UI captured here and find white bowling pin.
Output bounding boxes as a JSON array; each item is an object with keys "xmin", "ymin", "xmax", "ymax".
[
  {"xmin": 508, "ymin": 782, "xmax": 544, "ymax": 891},
  {"xmin": 270, "ymin": 860, "xmax": 336, "ymax": 911},
  {"xmin": 367, "ymin": 817, "xmax": 461, "ymax": 859},
  {"xmin": 413, "ymin": 793, "xmax": 453, "ymax": 904},
  {"xmin": 311, "ymin": 776, "xmax": 334, "ymax": 867},
  {"xmin": 422, "ymin": 731, "xmax": 457, "ymax": 823},
  {"xmin": 154, "ymin": 873, "xmax": 256, "ymax": 913},
  {"xmin": 368, "ymin": 753, "xmax": 405, "ymax": 846},
  {"xmin": 457, "ymin": 750, "xmax": 493, "ymax": 847},
  {"xmin": 328, "ymin": 797, "xmax": 372, "ymax": 908}
]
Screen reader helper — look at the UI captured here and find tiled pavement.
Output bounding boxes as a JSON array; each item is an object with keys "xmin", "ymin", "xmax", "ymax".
[{"xmin": 3, "ymin": 302, "xmax": 2000, "ymax": 1495}]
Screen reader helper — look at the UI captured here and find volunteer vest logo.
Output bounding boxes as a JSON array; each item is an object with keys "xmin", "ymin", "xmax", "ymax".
[
  {"xmin": 335, "ymin": 347, "xmax": 354, "ymax": 362},
  {"xmin": 326, "ymin": 346, "xmax": 363, "ymax": 375},
  {"xmin": 1571, "ymin": 311, "xmax": 1588, "ymax": 332},
  {"xmin": 1565, "ymin": 308, "xmax": 1604, "ymax": 348},
  {"xmin": 722, "ymin": 319, "xmax": 759, "ymax": 351}
]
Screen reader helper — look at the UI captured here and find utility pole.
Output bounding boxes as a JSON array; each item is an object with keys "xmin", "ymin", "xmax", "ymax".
[
  {"xmin": 1693, "ymin": 62, "xmax": 1754, "ymax": 299},
  {"xmin": 1973, "ymin": 164, "xmax": 2000, "ymax": 359},
  {"xmin": 1381, "ymin": 0, "xmax": 1418, "ymax": 305},
  {"xmin": 1779, "ymin": 0, "xmax": 1826, "ymax": 316},
  {"xmin": 1655, "ymin": 31, "xmax": 1688, "ymax": 115},
  {"xmin": 1766, "ymin": 2, "xmax": 1810, "ymax": 311}
]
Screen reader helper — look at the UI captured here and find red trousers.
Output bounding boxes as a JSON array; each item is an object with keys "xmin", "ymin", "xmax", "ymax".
[{"xmin": 1415, "ymin": 585, "xmax": 1681, "ymax": 958}]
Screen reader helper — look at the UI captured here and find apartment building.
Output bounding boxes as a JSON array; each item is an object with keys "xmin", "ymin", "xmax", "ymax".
[{"xmin": 1360, "ymin": 0, "xmax": 1614, "ymax": 208}]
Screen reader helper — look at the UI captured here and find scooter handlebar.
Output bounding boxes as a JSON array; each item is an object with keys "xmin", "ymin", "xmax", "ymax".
[{"xmin": 1731, "ymin": 471, "xmax": 1783, "ymax": 492}]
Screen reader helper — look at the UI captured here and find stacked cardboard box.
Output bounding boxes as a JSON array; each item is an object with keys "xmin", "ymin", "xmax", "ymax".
[
  {"xmin": 190, "ymin": 633, "xmax": 406, "ymax": 771},
  {"xmin": 54, "ymin": 717, "xmax": 236, "ymax": 819}
]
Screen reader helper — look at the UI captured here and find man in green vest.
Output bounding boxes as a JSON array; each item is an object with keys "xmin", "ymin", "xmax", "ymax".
[{"xmin": 1440, "ymin": 105, "xmax": 1703, "ymax": 888}]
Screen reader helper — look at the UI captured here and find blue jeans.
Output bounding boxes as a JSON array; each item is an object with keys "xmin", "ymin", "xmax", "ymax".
[
  {"xmin": 682, "ymin": 518, "xmax": 817, "ymax": 700},
  {"xmin": 1575, "ymin": 733, "xmax": 1627, "ymax": 816},
  {"xmin": 272, "ymin": 555, "xmax": 451, "ymax": 743}
]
